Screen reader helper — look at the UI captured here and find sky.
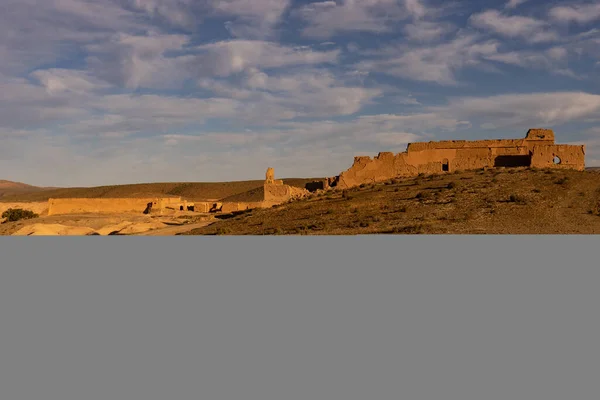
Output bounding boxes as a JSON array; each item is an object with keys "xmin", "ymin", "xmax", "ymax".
[{"xmin": 1, "ymin": 0, "xmax": 600, "ymax": 187}]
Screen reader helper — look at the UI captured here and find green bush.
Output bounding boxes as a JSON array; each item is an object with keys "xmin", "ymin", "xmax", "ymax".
[{"xmin": 1, "ymin": 208, "xmax": 39, "ymax": 223}]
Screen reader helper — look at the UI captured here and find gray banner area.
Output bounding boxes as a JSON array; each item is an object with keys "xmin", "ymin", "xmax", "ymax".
[{"xmin": 1, "ymin": 237, "xmax": 598, "ymax": 400}]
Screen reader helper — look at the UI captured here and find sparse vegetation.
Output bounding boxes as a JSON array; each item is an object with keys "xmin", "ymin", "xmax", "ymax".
[
  {"xmin": 1, "ymin": 208, "xmax": 39, "ymax": 223},
  {"xmin": 508, "ymin": 194, "xmax": 527, "ymax": 204},
  {"xmin": 215, "ymin": 227, "xmax": 231, "ymax": 235}
]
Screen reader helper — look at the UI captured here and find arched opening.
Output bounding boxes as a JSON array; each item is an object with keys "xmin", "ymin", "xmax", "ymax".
[
  {"xmin": 553, "ymin": 155, "xmax": 561, "ymax": 165},
  {"xmin": 442, "ymin": 159, "xmax": 449, "ymax": 172},
  {"xmin": 180, "ymin": 205, "xmax": 184, "ymax": 211}
]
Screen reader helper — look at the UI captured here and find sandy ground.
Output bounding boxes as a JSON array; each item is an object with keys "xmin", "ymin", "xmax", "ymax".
[
  {"xmin": 1, "ymin": 211, "xmax": 215, "ymax": 236},
  {"xmin": 135, "ymin": 221, "xmax": 214, "ymax": 236}
]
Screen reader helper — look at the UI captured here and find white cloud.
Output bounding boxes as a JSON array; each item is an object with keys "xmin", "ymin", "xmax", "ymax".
[
  {"xmin": 190, "ymin": 41, "xmax": 340, "ymax": 78},
  {"xmin": 0, "ymin": 78, "xmax": 93, "ymax": 129},
  {"xmin": 215, "ymin": 0, "xmax": 291, "ymax": 38},
  {"xmin": 31, "ymin": 69, "xmax": 112, "ymax": 94},
  {"xmin": 124, "ymin": 0, "xmax": 201, "ymax": 28},
  {"xmin": 198, "ymin": 68, "xmax": 383, "ymax": 121},
  {"xmin": 355, "ymin": 33, "xmax": 500, "ymax": 85},
  {"xmin": 437, "ymin": 92, "xmax": 600, "ymax": 129},
  {"xmin": 505, "ymin": 0, "xmax": 528, "ymax": 9},
  {"xmin": 126, "ymin": 0, "xmax": 291, "ymax": 38},
  {"xmin": 292, "ymin": 0, "xmax": 420, "ymax": 38},
  {"xmin": 546, "ymin": 46, "xmax": 568, "ymax": 60},
  {"xmin": 0, "ymin": 0, "xmax": 147, "ymax": 75},
  {"xmin": 469, "ymin": 10, "xmax": 558, "ymax": 43},
  {"xmin": 549, "ymin": 3, "xmax": 600, "ymax": 25},
  {"xmin": 91, "ymin": 94, "xmax": 239, "ymax": 122},
  {"xmin": 83, "ymin": 36, "xmax": 340, "ymax": 89},
  {"xmin": 85, "ymin": 32, "xmax": 191, "ymax": 89},
  {"xmin": 403, "ymin": 21, "xmax": 456, "ymax": 42},
  {"xmin": 404, "ymin": 0, "xmax": 427, "ymax": 19},
  {"xmin": 484, "ymin": 47, "xmax": 580, "ymax": 78}
]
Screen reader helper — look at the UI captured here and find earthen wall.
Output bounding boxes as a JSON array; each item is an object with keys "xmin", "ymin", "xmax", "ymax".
[
  {"xmin": 47, "ymin": 197, "xmax": 181, "ymax": 216},
  {"xmin": 333, "ymin": 129, "xmax": 584, "ymax": 189}
]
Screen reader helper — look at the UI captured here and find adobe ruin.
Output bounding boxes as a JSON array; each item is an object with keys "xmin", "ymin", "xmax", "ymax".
[
  {"xmin": 330, "ymin": 129, "xmax": 585, "ymax": 189},
  {"xmin": 43, "ymin": 168, "xmax": 309, "ymax": 216},
  {"xmin": 263, "ymin": 167, "xmax": 308, "ymax": 206}
]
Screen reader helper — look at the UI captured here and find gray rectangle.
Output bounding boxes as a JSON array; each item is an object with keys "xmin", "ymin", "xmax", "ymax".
[{"xmin": 1, "ymin": 236, "xmax": 599, "ymax": 400}]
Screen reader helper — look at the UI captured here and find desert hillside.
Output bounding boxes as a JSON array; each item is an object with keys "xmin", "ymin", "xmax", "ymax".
[
  {"xmin": 182, "ymin": 167, "xmax": 600, "ymax": 235},
  {"xmin": 0, "ymin": 178, "xmax": 322, "ymax": 203},
  {"xmin": 0, "ymin": 180, "xmax": 36, "ymax": 190},
  {"xmin": 0, "ymin": 180, "xmax": 57, "ymax": 198}
]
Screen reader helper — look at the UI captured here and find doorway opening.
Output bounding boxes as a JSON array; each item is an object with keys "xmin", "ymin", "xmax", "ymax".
[{"xmin": 494, "ymin": 155, "xmax": 532, "ymax": 168}]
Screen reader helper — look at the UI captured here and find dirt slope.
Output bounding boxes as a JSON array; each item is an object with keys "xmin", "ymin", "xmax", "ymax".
[
  {"xmin": 0, "ymin": 180, "xmax": 56, "ymax": 198},
  {"xmin": 182, "ymin": 168, "xmax": 600, "ymax": 235}
]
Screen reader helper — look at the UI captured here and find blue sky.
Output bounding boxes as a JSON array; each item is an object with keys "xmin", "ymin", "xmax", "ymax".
[{"xmin": 1, "ymin": 0, "xmax": 600, "ymax": 187}]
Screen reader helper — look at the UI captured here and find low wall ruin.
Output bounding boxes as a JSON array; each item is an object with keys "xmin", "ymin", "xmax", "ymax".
[
  {"xmin": 332, "ymin": 129, "xmax": 585, "ymax": 189},
  {"xmin": 264, "ymin": 169, "xmax": 309, "ymax": 204},
  {"xmin": 47, "ymin": 197, "xmax": 182, "ymax": 216}
]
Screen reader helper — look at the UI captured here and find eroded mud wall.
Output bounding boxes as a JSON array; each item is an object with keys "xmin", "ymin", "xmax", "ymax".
[
  {"xmin": 47, "ymin": 198, "xmax": 180, "ymax": 216},
  {"xmin": 531, "ymin": 145, "xmax": 585, "ymax": 170},
  {"xmin": 333, "ymin": 129, "xmax": 584, "ymax": 189}
]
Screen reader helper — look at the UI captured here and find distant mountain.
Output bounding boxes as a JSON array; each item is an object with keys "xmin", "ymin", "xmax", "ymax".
[{"xmin": 0, "ymin": 180, "xmax": 58, "ymax": 198}]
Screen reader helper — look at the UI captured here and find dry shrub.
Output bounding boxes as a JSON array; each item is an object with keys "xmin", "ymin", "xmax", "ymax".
[
  {"xmin": 508, "ymin": 194, "xmax": 527, "ymax": 204},
  {"xmin": 1, "ymin": 208, "xmax": 39, "ymax": 223}
]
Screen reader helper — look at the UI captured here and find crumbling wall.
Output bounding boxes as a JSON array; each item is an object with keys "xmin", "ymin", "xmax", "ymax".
[
  {"xmin": 47, "ymin": 197, "xmax": 181, "ymax": 216},
  {"xmin": 263, "ymin": 183, "xmax": 308, "ymax": 202},
  {"xmin": 264, "ymin": 183, "xmax": 290, "ymax": 202},
  {"xmin": 262, "ymin": 167, "xmax": 309, "ymax": 203},
  {"xmin": 531, "ymin": 144, "xmax": 585, "ymax": 170},
  {"xmin": 156, "ymin": 197, "xmax": 184, "ymax": 211},
  {"xmin": 333, "ymin": 129, "xmax": 584, "ymax": 189},
  {"xmin": 305, "ymin": 179, "xmax": 330, "ymax": 192},
  {"xmin": 221, "ymin": 202, "xmax": 264, "ymax": 213},
  {"xmin": 192, "ymin": 202, "xmax": 211, "ymax": 213},
  {"xmin": 335, "ymin": 153, "xmax": 398, "ymax": 189}
]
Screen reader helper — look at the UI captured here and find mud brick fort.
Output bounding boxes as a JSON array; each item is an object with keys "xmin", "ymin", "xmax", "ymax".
[
  {"xmin": 4, "ymin": 128, "xmax": 581, "ymax": 217},
  {"xmin": 329, "ymin": 128, "xmax": 585, "ymax": 189}
]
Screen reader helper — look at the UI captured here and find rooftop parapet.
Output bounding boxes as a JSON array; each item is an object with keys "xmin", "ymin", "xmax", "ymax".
[{"xmin": 525, "ymin": 128, "xmax": 555, "ymax": 142}]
